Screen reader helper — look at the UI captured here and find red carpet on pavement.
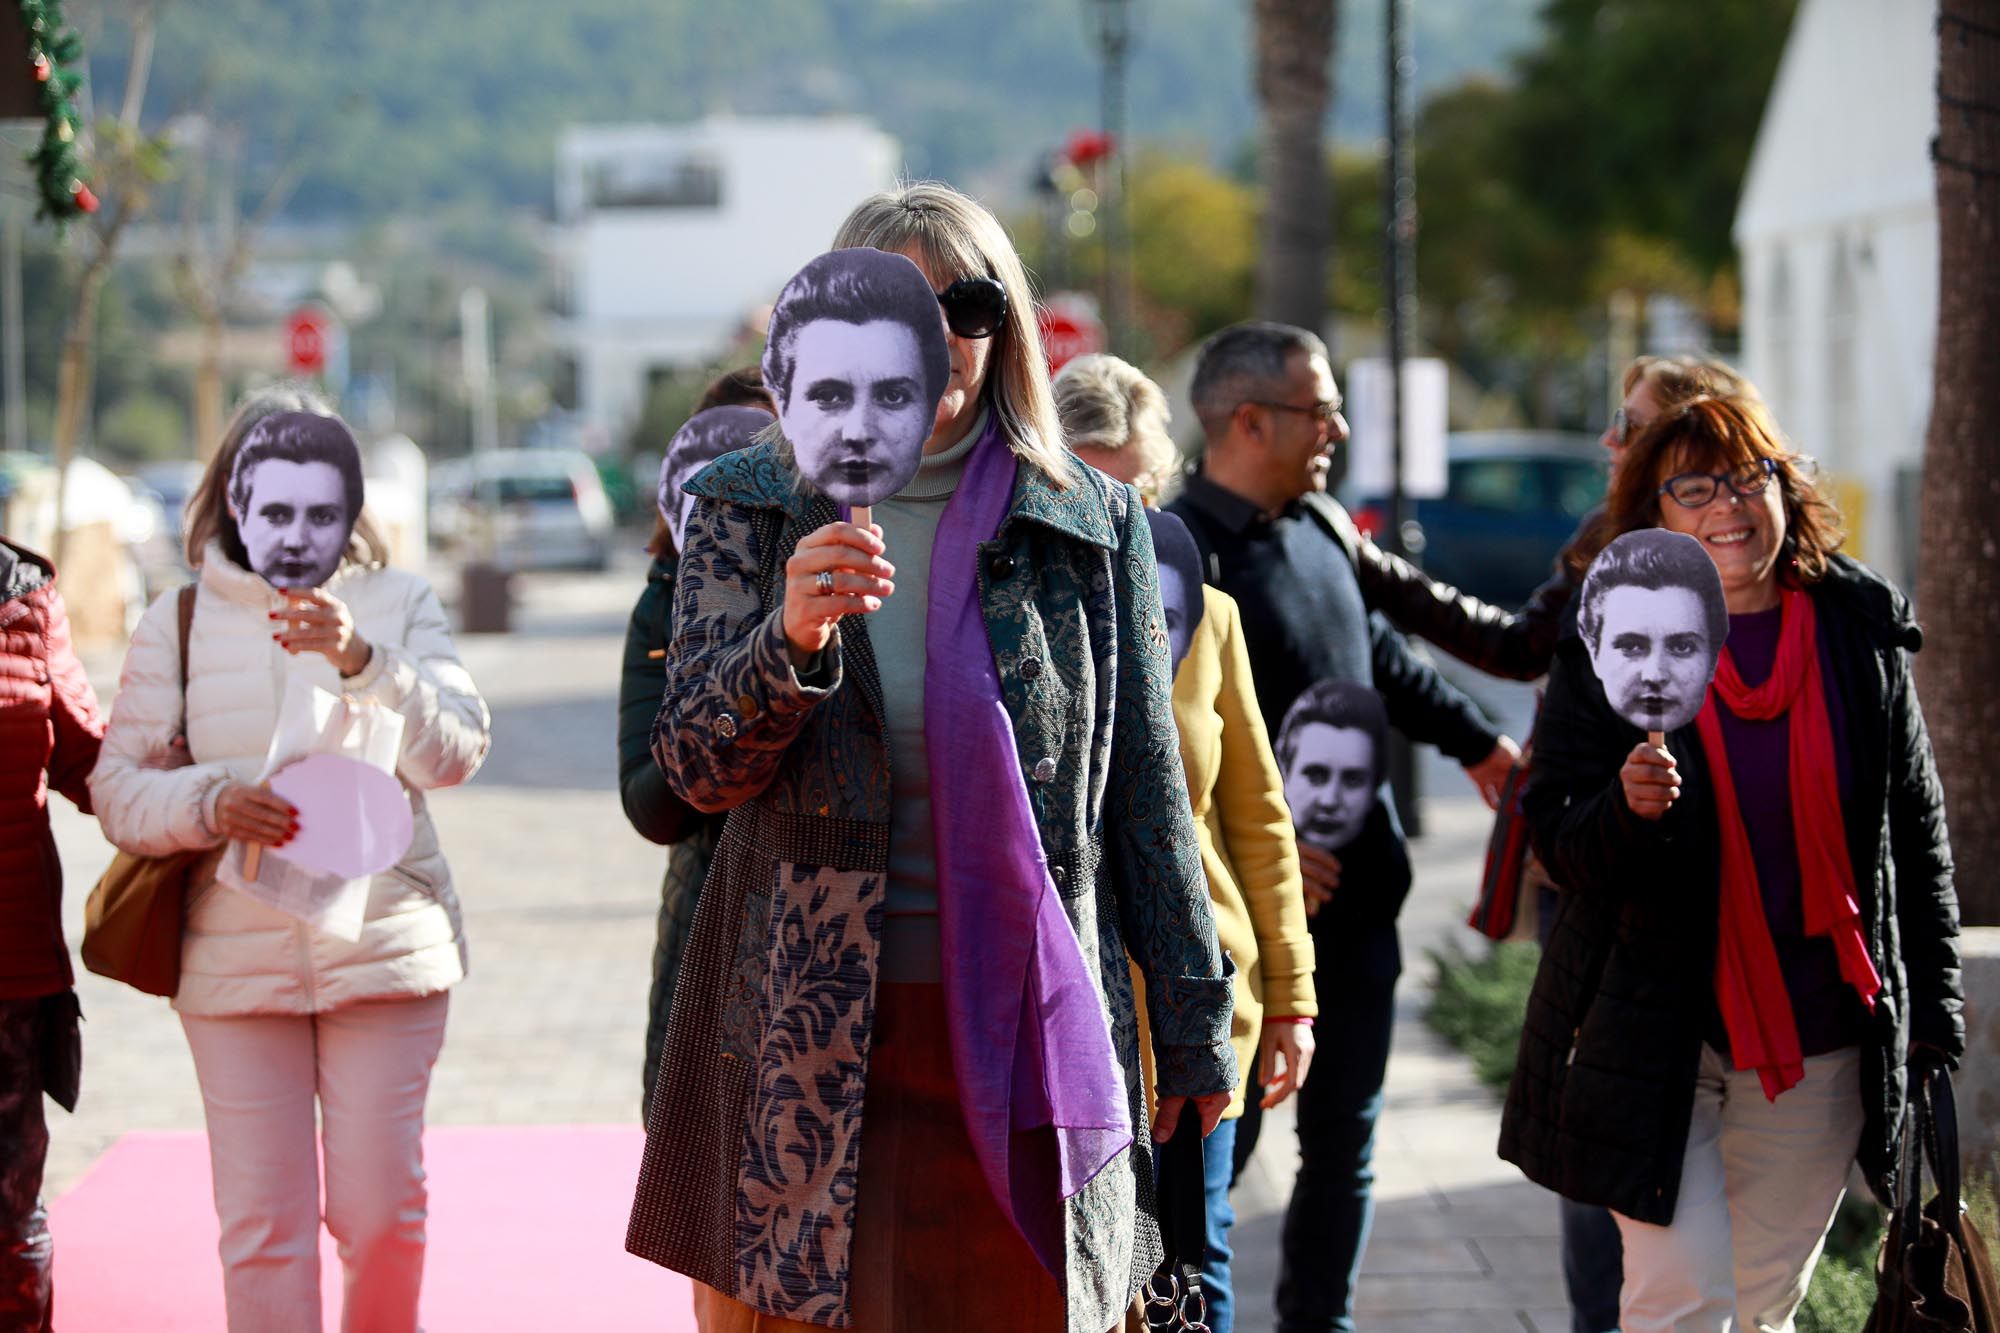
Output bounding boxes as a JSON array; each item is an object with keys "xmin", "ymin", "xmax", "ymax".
[{"xmin": 51, "ymin": 1125, "xmax": 696, "ymax": 1331}]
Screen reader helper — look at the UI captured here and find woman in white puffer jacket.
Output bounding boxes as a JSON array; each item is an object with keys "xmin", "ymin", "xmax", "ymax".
[{"xmin": 89, "ymin": 390, "xmax": 489, "ymax": 1333}]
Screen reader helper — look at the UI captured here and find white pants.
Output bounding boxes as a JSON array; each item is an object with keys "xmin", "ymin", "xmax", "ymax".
[
  {"xmin": 180, "ymin": 992, "xmax": 450, "ymax": 1333},
  {"xmin": 1614, "ymin": 1043, "xmax": 1865, "ymax": 1333}
]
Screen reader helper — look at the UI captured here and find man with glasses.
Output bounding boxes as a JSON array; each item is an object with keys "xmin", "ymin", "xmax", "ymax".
[{"xmin": 1168, "ymin": 320, "xmax": 1536, "ymax": 1333}]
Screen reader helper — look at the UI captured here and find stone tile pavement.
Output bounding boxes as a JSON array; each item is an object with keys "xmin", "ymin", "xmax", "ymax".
[{"xmin": 46, "ymin": 554, "xmax": 1578, "ymax": 1330}]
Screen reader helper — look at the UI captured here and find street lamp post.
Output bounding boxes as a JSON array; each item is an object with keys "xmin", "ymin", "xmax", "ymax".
[
  {"xmin": 1090, "ymin": 0, "xmax": 1132, "ymax": 356},
  {"xmin": 1382, "ymin": 0, "xmax": 1424, "ymax": 833}
]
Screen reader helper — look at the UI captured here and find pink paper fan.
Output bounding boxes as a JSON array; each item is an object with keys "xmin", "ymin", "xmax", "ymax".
[{"xmin": 268, "ymin": 754, "xmax": 414, "ymax": 880}]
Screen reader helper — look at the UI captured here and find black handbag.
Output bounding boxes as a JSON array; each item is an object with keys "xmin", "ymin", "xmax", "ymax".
[
  {"xmin": 1142, "ymin": 1108, "xmax": 1212, "ymax": 1331},
  {"xmin": 1866, "ymin": 1063, "xmax": 2000, "ymax": 1332}
]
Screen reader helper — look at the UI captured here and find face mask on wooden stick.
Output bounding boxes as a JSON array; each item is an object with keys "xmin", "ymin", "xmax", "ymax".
[
  {"xmin": 763, "ymin": 249, "xmax": 951, "ymax": 526},
  {"xmin": 660, "ymin": 405, "xmax": 775, "ymax": 551},
  {"xmin": 1276, "ymin": 679, "xmax": 1388, "ymax": 853},
  {"xmin": 1146, "ymin": 508, "xmax": 1205, "ymax": 674},
  {"xmin": 226, "ymin": 411, "xmax": 365, "ymax": 591},
  {"xmin": 1579, "ymin": 528, "xmax": 1728, "ymax": 741}
]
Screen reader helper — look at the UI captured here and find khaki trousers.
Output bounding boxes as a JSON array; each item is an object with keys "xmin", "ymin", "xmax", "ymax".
[
  {"xmin": 181, "ymin": 992, "xmax": 450, "ymax": 1333},
  {"xmin": 1613, "ymin": 1043, "xmax": 1864, "ymax": 1333}
]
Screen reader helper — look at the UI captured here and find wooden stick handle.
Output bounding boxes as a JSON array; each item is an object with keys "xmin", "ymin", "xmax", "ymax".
[
  {"xmin": 242, "ymin": 843, "xmax": 263, "ymax": 880},
  {"xmin": 852, "ymin": 504, "xmax": 872, "ymax": 531},
  {"xmin": 1647, "ymin": 730, "xmax": 1665, "ymax": 750}
]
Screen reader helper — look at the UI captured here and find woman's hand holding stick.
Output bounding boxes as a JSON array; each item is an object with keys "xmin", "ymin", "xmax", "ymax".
[{"xmin": 781, "ymin": 521, "xmax": 895, "ymax": 670}]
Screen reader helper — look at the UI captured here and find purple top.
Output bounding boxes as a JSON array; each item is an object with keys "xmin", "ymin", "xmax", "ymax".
[
  {"xmin": 924, "ymin": 414, "xmax": 1132, "ymax": 1273},
  {"xmin": 1706, "ymin": 606, "xmax": 1862, "ymax": 1058}
]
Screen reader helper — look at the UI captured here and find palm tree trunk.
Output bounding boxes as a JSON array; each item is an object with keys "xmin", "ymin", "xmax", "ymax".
[
  {"xmin": 1252, "ymin": 0, "xmax": 1337, "ymax": 334},
  {"xmin": 1917, "ymin": 0, "xmax": 2000, "ymax": 924}
]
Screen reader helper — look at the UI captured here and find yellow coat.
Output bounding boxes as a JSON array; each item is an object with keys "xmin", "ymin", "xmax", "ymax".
[{"xmin": 1137, "ymin": 585, "xmax": 1318, "ymax": 1119}]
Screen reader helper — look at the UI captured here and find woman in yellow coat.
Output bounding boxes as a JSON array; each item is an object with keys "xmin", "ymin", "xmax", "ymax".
[{"xmin": 1056, "ymin": 353, "xmax": 1317, "ymax": 1333}]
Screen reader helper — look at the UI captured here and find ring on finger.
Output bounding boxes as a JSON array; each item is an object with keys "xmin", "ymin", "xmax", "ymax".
[{"xmin": 815, "ymin": 570, "xmax": 835, "ymax": 595}]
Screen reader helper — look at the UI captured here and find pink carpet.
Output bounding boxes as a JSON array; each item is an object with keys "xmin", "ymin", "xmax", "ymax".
[{"xmin": 51, "ymin": 1125, "xmax": 696, "ymax": 1331}]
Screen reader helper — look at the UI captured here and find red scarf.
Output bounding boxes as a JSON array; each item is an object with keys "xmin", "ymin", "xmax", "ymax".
[{"xmin": 1694, "ymin": 586, "xmax": 1880, "ymax": 1101}]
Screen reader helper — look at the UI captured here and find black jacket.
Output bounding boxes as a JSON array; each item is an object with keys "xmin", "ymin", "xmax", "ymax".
[
  {"xmin": 1497, "ymin": 556, "xmax": 1962, "ymax": 1224},
  {"xmin": 617, "ymin": 553, "xmax": 723, "ymax": 1117},
  {"xmin": 1336, "ymin": 494, "xmax": 1576, "ymax": 682}
]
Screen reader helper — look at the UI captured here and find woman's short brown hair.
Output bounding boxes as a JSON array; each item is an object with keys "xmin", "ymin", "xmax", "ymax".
[{"xmin": 1588, "ymin": 393, "xmax": 1845, "ymax": 585}]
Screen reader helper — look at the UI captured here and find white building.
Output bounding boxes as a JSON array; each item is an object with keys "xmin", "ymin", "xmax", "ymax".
[
  {"xmin": 555, "ymin": 116, "xmax": 901, "ymax": 438},
  {"xmin": 1733, "ymin": 0, "xmax": 1936, "ymax": 591}
]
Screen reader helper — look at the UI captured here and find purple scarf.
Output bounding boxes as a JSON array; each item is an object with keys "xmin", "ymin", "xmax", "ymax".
[{"xmin": 924, "ymin": 414, "xmax": 1133, "ymax": 1274}]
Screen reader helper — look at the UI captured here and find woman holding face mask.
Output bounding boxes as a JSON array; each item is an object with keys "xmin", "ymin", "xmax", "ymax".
[
  {"xmin": 619, "ymin": 369, "xmax": 774, "ymax": 1122},
  {"xmin": 627, "ymin": 184, "xmax": 1236, "ymax": 1333},
  {"xmin": 1056, "ymin": 352, "xmax": 1315, "ymax": 1333},
  {"xmin": 89, "ymin": 389, "xmax": 490, "ymax": 1332},
  {"xmin": 1500, "ymin": 393, "xmax": 1962, "ymax": 1333}
]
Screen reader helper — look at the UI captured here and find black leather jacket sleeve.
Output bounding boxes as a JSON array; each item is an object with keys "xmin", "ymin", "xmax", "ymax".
[
  {"xmin": 1349, "ymin": 514, "xmax": 1575, "ymax": 682},
  {"xmin": 1885, "ymin": 642, "xmax": 1965, "ymax": 1059},
  {"xmin": 1368, "ymin": 613, "xmax": 1502, "ymax": 767}
]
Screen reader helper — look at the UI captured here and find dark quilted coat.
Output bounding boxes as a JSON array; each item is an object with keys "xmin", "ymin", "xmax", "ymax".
[
  {"xmin": 0, "ymin": 542, "xmax": 104, "ymax": 999},
  {"xmin": 1499, "ymin": 556, "xmax": 1962, "ymax": 1225}
]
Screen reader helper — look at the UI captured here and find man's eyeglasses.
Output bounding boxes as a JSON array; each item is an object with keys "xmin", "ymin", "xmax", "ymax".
[
  {"xmin": 937, "ymin": 277, "xmax": 1007, "ymax": 340},
  {"xmin": 1611, "ymin": 407, "xmax": 1643, "ymax": 443},
  {"xmin": 1248, "ymin": 399, "xmax": 1344, "ymax": 426},
  {"xmin": 1656, "ymin": 457, "xmax": 1778, "ymax": 509}
]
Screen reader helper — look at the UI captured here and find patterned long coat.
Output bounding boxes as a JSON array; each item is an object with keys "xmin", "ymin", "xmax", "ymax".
[{"xmin": 626, "ymin": 439, "xmax": 1238, "ymax": 1333}]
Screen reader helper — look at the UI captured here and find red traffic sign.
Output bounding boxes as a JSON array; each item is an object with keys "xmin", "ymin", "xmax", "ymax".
[
  {"xmin": 285, "ymin": 304, "xmax": 333, "ymax": 376},
  {"xmin": 1037, "ymin": 295, "xmax": 1105, "ymax": 374}
]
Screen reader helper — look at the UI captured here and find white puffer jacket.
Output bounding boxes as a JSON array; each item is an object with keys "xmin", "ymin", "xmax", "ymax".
[{"xmin": 89, "ymin": 543, "xmax": 491, "ymax": 1016}]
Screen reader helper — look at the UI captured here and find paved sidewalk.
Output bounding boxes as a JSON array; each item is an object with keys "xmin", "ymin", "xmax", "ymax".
[{"xmin": 47, "ymin": 556, "xmax": 1575, "ymax": 1330}]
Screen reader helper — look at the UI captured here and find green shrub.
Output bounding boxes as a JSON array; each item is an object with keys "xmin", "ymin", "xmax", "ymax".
[
  {"xmin": 1424, "ymin": 939, "xmax": 1539, "ymax": 1095},
  {"xmin": 1798, "ymin": 1246, "xmax": 1878, "ymax": 1333}
]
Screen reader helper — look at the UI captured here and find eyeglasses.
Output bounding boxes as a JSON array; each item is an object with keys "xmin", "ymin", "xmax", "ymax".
[
  {"xmin": 936, "ymin": 277, "xmax": 1007, "ymax": 340},
  {"xmin": 1656, "ymin": 457, "xmax": 1778, "ymax": 508},
  {"xmin": 1248, "ymin": 399, "xmax": 1344, "ymax": 426},
  {"xmin": 1611, "ymin": 407, "xmax": 1644, "ymax": 443}
]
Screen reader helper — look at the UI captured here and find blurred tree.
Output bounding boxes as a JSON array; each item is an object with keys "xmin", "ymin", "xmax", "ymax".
[
  {"xmin": 1252, "ymin": 0, "xmax": 1336, "ymax": 333},
  {"xmin": 1126, "ymin": 156, "xmax": 1255, "ymax": 351},
  {"xmin": 1358, "ymin": 0, "xmax": 1796, "ymax": 429},
  {"xmin": 1504, "ymin": 0, "xmax": 1797, "ymax": 275},
  {"xmin": 1918, "ymin": 1, "xmax": 2000, "ymax": 924},
  {"xmin": 96, "ymin": 389, "xmax": 186, "ymax": 463},
  {"xmin": 169, "ymin": 120, "xmax": 303, "ymax": 458},
  {"xmin": 53, "ymin": 0, "xmax": 174, "ymax": 565}
]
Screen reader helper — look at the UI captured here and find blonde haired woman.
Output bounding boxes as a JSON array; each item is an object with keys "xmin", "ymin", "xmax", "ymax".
[
  {"xmin": 1058, "ymin": 352, "xmax": 1317, "ymax": 1333},
  {"xmin": 626, "ymin": 183, "xmax": 1236, "ymax": 1333},
  {"xmin": 90, "ymin": 388, "xmax": 489, "ymax": 1331}
]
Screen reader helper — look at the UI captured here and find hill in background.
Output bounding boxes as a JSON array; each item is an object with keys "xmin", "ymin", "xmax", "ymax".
[{"xmin": 94, "ymin": 0, "xmax": 1538, "ymax": 219}]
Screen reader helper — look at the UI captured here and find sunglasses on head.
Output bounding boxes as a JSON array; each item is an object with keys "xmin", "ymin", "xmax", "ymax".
[{"xmin": 937, "ymin": 277, "xmax": 1007, "ymax": 340}]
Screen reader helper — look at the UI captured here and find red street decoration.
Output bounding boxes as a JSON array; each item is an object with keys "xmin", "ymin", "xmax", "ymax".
[
  {"xmin": 285, "ymin": 304, "xmax": 333, "ymax": 376},
  {"xmin": 1037, "ymin": 295, "xmax": 1106, "ymax": 374},
  {"xmin": 1063, "ymin": 129, "xmax": 1116, "ymax": 168},
  {"xmin": 32, "ymin": 52, "xmax": 49, "ymax": 81},
  {"xmin": 70, "ymin": 182, "xmax": 95, "ymax": 212}
]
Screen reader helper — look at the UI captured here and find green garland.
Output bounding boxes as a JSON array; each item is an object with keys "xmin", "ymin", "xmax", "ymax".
[{"xmin": 19, "ymin": 0, "xmax": 92, "ymax": 222}]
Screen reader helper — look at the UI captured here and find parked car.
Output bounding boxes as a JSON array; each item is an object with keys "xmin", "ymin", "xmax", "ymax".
[
  {"xmin": 427, "ymin": 449, "xmax": 613, "ymax": 572},
  {"xmin": 1350, "ymin": 431, "xmax": 1605, "ymax": 609}
]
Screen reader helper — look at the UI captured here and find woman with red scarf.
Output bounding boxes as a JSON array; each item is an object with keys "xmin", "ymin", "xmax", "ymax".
[{"xmin": 1498, "ymin": 393, "xmax": 1962, "ymax": 1333}]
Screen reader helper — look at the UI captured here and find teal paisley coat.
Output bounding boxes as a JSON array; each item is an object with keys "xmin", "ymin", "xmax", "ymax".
[{"xmin": 624, "ymin": 438, "xmax": 1238, "ymax": 1333}]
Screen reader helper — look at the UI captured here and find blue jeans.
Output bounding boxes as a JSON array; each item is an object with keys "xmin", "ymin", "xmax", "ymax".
[
  {"xmin": 1272, "ymin": 922, "xmax": 1399, "ymax": 1333},
  {"xmin": 1198, "ymin": 1116, "xmax": 1239, "ymax": 1333},
  {"xmin": 1538, "ymin": 887, "xmax": 1624, "ymax": 1333}
]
